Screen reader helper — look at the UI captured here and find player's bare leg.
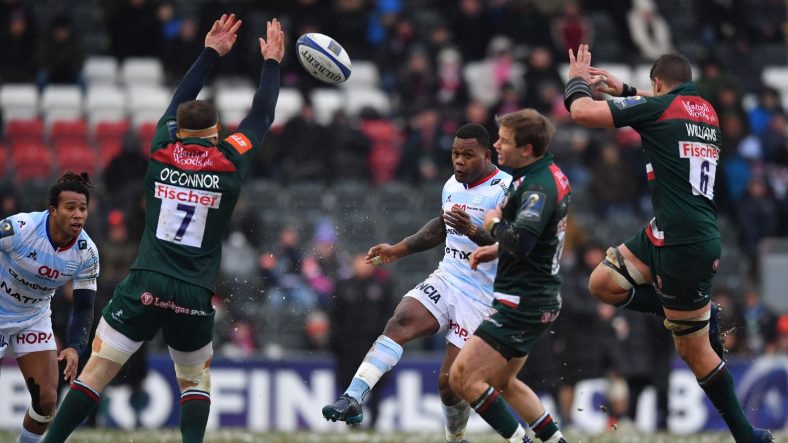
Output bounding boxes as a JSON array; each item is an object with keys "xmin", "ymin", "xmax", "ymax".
[
  {"xmin": 16, "ymin": 350, "xmax": 58, "ymax": 442},
  {"xmin": 665, "ymin": 304, "xmax": 773, "ymax": 442},
  {"xmin": 438, "ymin": 344, "xmax": 471, "ymax": 443},
  {"xmin": 323, "ymin": 297, "xmax": 438, "ymax": 424}
]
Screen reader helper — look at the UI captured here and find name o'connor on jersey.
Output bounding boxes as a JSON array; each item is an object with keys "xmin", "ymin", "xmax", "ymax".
[{"xmin": 159, "ymin": 167, "xmax": 220, "ymax": 189}]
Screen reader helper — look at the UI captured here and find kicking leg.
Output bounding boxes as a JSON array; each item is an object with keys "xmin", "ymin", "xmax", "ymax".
[
  {"xmin": 16, "ymin": 350, "xmax": 58, "ymax": 443},
  {"xmin": 438, "ymin": 344, "xmax": 470, "ymax": 443},
  {"xmin": 665, "ymin": 305, "xmax": 772, "ymax": 443},
  {"xmin": 323, "ymin": 296, "xmax": 439, "ymax": 424}
]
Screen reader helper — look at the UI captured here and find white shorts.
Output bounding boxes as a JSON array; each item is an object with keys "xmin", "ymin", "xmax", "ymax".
[
  {"xmin": 403, "ymin": 269, "xmax": 493, "ymax": 349},
  {"xmin": 0, "ymin": 315, "xmax": 57, "ymax": 359}
]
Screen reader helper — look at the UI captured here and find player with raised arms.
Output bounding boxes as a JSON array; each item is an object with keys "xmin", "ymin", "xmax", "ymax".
[
  {"xmin": 42, "ymin": 15, "xmax": 284, "ymax": 443},
  {"xmin": 564, "ymin": 45, "xmax": 773, "ymax": 442},
  {"xmin": 322, "ymin": 123, "xmax": 511, "ymax": 443},
  {"xmin": 0, "ymin": 172, "xmax": 99, "ymax": 443}
]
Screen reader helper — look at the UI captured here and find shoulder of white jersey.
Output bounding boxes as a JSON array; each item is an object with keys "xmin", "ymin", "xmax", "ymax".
[
  {"xmin": 1, "ymin": 212, "xmax": 36, "ymax": 237},
  {"xmin": 488, "ymin": 169, "xmax": 512, "ymax": 192},
  {"xmin": 75, "ymin": 230, "xmax": 99, "ymax": 257}
]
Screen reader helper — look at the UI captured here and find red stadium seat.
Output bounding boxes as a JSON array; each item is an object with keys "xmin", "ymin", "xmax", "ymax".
[
  {"xmin": 9, "ymin": 140, "xmax": 48, "ymax": 157},
  {"xmin": 5, "ymin": 119, "xmax": 44, "ymax": 144},
  {"xmin": 50, "ymin": 120, "xmax": 88, "ymax": 144},
  {"xmin": 98, "ymin": 140, "xmax": 123, "ymax": 166},
  {"xmin": 137, "ymin": 121, "xmax": 158, "ymax": 156},
  {"xmin": 0, "ymin": 144, "xmax": 8, "ymax": 176},
  {"xmin": 56, "ymin": 143, "xmax": 98, "ymax": 176},
  {"xmin": 11, "ymin": 144, "xmax": 52, "ymax": 182},
  {"xmin": 93, "ymin": 120, "xmax": 130, "ymax": 142}
]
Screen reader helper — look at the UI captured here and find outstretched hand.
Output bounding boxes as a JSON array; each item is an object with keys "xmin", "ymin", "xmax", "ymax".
[
  {"xmin": 567, "ymin": 44, "xmax": 592, "ymax": 82},
  {"xmin": 260, "ymin": 18, "xmax": 285, "ymax": 63},
  {"xmin": 205, "ymin": 13, "xmax": 242, "ymax": 57},
  {"xmin": 589, "ymin": 66, "xmax": 623, "ymax": 96},
  {"xmin": 58, "ymin": 347, "xmax": 79, "ymax": 382}
]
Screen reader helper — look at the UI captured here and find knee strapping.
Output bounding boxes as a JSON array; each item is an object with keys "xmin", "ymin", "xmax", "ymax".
[
  {"xmin": 602, "ymin": 246, "xmax": 647, "ymax": 290},
  {"xmin": 174, "ymin": 360, "xmax": 212, "ymax": 393},
  {"xmin": 27, "ymin": 405, "xmax": 53, "ymax": 423},
  {"xmin": 93, "ymin": 318, "xmax": 142, "ymax": 365},
  {"xmin": 664, "ymin": 311, "xmax": 711, "ymax": 337},
  {"xmin": 91, "ymin": 335, "xmax": 134, "ymax": 365}
]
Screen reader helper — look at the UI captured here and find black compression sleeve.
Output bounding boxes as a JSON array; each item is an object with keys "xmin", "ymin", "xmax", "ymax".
[
  {"xmin": 164, "ymin": 48, "xmax": 221, "ymax": 116},
  {"xmin": 238, "ymin": 59, "xmax": 281, "ymax": 136},
  {"xmin": 66, "ymin": 289, "xmax": 95, "ymax": 355},
  {"xmin": 563, "ymin": 76, "xmax": 593, "ymax": 111},
  {"xmin": 491, "ymin": 220, "xmax": 538, "ymax": 260}
]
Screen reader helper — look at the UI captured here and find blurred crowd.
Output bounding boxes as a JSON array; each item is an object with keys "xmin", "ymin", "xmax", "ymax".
[{"xmin": 0, "ymin": 0, "xmax": 786, "ymax": 425}]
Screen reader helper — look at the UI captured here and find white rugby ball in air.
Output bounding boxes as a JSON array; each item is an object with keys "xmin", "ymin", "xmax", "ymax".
[{"xmin": 296, "ymin": 33, "xmax": 352, "ymax": 84}]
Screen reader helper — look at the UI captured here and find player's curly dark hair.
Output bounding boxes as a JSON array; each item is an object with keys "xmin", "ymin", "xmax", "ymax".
[
  {"xmin": 495, "ymin": 108, "xmax": 555, "ymax": 157},
  {"xmin": 49, "ymin": 171, "xmax": 93, "ymax": 207},
  {"xmin": 177, "ymin": 100, "xmax": 219, "ymax": 130},
  {"xmin": 456, "ymin": 123, "xmax": 490, "ymax": 148},
  {"xmin": 650, "ymin": 54, "xmax": 692, "ymax": 87}
]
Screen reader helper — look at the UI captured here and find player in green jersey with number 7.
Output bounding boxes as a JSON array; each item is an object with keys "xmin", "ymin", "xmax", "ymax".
[
  {"xmin": 564, "ymin": 45, "xmax": 773, "ymax": 442},
  {"xmin": 42, "ymin": 15, "xmax": 284, "ymax": 443}
]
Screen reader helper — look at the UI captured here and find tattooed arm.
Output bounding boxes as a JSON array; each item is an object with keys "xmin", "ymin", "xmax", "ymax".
[{"xmin": 365, "ymin": 216, "xmax": 446, "ymax": 265}]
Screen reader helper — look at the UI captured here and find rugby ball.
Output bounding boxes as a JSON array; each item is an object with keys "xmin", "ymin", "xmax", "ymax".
[{"xmin": 296, "ymin": 33, "xmax": 352, "ymax": 84}]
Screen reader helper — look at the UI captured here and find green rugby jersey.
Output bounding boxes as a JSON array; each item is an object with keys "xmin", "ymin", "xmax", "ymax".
[
  {"xmin": 494, "ymin": 153, "xmax": 571, "ymax": 310},
  {"xmin": 607, "ymin": 82, "xmax": 721, "ymax": 246},
  {"xmin": 129, "ymin": 116, "xmax": 261, "ymax": 291}
]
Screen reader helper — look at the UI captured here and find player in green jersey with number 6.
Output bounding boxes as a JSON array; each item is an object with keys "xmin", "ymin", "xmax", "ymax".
[
  {"xmin": 42, "ymin": 15, "xmax": 284, "ymax": 443},
  {"xmin": 564, "ymin": 45, "xmax": 772, "ymax": 443}
]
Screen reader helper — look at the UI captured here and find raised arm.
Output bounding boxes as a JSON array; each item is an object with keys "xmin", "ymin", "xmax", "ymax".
[
  {"xmin": 563, "ymin": 44, "xmax": 615, "ymax": 128},
  {"xmin": 237, "ymin": 18, "xmax": 284, "ymax": 136},
  {"xmin": 164, "ymin": 14, "xmax": 242, "ymax": 116}
]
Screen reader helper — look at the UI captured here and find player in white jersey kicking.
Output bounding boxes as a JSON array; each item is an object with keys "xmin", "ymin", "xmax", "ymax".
[
  {"xmin": 0, "ymin": 172, "xmax": 99, "ymax": 443},
  {"xmin": 323, "ymin": 123, "xmax": 511, "ymax": 443}
]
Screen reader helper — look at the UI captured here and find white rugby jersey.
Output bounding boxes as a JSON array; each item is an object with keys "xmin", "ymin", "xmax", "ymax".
[
  {"xmin": 438, "ymin": 168, "xmax": 511, "ymax": 298},
  {"xmin": 0, "ymin": 211, "xmax": 99, "ymax": 329}
]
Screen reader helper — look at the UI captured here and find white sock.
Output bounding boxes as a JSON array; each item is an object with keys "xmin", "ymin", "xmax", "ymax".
[
  {"xmin": 507, "ymin": 424, "xmax": 527, "ymax": 443},
  {"xmin": 442, "ymin": 399, "xmax": 470, "ymax": 442},
  {"xmin": 543, "ymin": 431, "xmax": 565, "ymax": 443},
  {"xmin": 17, "ymin": 425, "xmax": 43, "ymax": 443}
]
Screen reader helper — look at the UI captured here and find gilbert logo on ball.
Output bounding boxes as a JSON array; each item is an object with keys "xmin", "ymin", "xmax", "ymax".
[{"xmin": 296, "ymin": 33, "xmax": 352, "ymax": 84}]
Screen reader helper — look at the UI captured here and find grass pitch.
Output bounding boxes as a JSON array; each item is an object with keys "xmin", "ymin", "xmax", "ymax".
[{"xmin": 0, "ymin": 430, "xmax": 785, "ymax": 443}]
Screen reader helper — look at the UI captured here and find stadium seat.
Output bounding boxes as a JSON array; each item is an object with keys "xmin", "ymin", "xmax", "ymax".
[
  {"xmin": 343, "ymin": 88, "xmax": 391, "ymax": 116},
  {"xmin": 82, "ymin": 56, "xmax": 118, "ymax": 86},
  {"xmin": 215, "ymin": 85, "xmax": 254, "ymax": 128},
  {"xmin": 55, "ymin": 142, "xmax": 98, "ymax": 176},
  {"xmin": 86, "ymin": 85, "xmax": 127, "ymax": 124},
  {"xmin": 41, "ymin": 85, "xmax": 83, "ymax": 125},
  {"xmin": 137, "ymin": 122, "xmax": 158, "ymax": 154},
  {"xmin": 120, "ymin": 57, "xmax": 164, "ymax": 87},
  {"xmin": 310, "ymin": 88, "xmax": 344, "ymax": 125},
  {"xmin": 762, "ymin": 66, "xmax": 788, "ymax": 91},
  {"xmin": 5, "ymin": 119, "xmax": 45, "ymax": 144},
  {"xmin": 272, "ymin": 88, "xmax": 303, "ymax": 127},
  {"xmin": 126, "ymin": 85, "xmax": 170, "ymax": 114},
  {"xmin": 93, "ymin": 120, "xmax": 130, "ymax": 142},
  {"xmin": 0, "ymin": 84, "xmax": 39, "ymax": 121},
  {"xmin": 340, "ymin": 60, "xmax": 380, "ymax": 89},
  {"xmin": 11, "ymin": 144, "xmax": 53, "ymax": 182},
  {"xmin": 50, "ymin": 120, "xmax": 88, "ymax": 144},
  {"xmin": 98, "ymin": 140, "xmax": 124, "ymax": 167},
  {"xmin": 0, "ymin": 144, "xmax": 7, "ymax": 176}
]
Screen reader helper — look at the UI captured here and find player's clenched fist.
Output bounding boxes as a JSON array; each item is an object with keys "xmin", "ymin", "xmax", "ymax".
[
  {"xmin": 469, "ymin": 244, "xmax": 499, "ymax": 270},
  {"xmin": 366, "ymin": 243, "xmax": 401, "ymax": 266}
]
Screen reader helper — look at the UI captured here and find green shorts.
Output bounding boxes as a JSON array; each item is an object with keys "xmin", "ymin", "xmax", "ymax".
[
  {"xmin": 474, "ymin": 301, "xmax": 558, "ymax": 360},
  {"xmin": 102, "ymin": 270, "xmax": 215, "ymax": 352},
  {"xmin": 624, "ymin": 229, "xmax": 721, "ymax": 311}
]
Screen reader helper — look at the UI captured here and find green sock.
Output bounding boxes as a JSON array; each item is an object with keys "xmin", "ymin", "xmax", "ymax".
[
  {"xmin": 180, "ymin": 390, "xmax": 211, "ymax": 443},
  {"xmin": 530, "ymin": 411, "xmax": 561, "ymax": 442},
  {"xmin": 615, "ymin": 285, "xmax": 665, "ymax": 317},
  {"xmin": 699, "ymin": 362, "xmax": 754, "ymax": 442},
  {"xmin": 42, "ymin": 381, "xmax": 100, "ymax": 443},
  {"xmin": 470, "ymin": 386, "xmax": 521, "ymax": 439}
]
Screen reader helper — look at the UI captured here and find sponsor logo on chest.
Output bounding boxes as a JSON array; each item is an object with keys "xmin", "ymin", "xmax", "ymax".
[
  {"xmin": 679, "ymin": 141, "xmax": 719, "ymax": 160},
  {"xmin": 155, "ymin": 182, "xmax": 222, "ymax": 208}
]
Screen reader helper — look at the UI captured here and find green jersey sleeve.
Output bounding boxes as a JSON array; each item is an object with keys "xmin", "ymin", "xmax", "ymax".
[
  {"xmin": 150, "ymin": 116, "xmax": 177, "ymax": 154},
  {"xmin": 512, "ymin": 186, "xmax": 556, "ymax": 237},
  {"xmin": 218, "ymin": 128, "xmax": 262, "ymax": 177},
  {"xmin": 607, "ymin": 96, "xmax": 666, "ymax": 129}
]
